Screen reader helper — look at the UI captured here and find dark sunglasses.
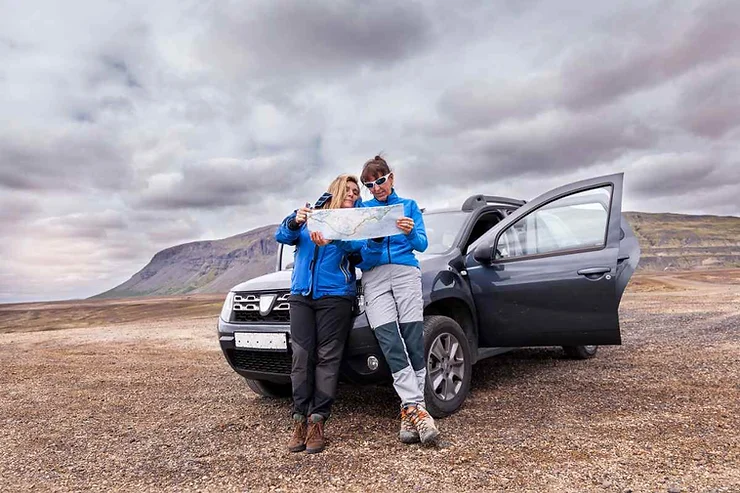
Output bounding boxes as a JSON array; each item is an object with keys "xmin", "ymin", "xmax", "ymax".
[{"xmin": 364, "ymin": 172, "xmax": 392, "ymax": 189}]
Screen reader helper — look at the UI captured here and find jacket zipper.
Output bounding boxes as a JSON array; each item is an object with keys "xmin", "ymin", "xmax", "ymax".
[{"xmin": 307, "ymin": 244, "xmax": 320, "ymax": 296}]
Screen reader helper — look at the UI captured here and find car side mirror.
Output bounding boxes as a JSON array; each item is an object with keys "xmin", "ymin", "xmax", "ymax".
[{"xmin": 473, "ymin": 243, "xmax": 493, "ymax": 263}]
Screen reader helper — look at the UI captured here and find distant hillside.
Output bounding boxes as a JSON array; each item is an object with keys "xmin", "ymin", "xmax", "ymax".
[
  {"xmin": 94, "ymin": 212, "xmax": 739, "ymax": 299},
  {"xmin": 93, "ymin": 225, "xmax": 278, "ymax": 299},
  {"xmin": 624, "ymin": 212, "xmax": 740, "ymax": 271}
]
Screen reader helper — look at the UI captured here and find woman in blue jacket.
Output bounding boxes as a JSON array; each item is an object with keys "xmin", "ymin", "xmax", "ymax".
[
  {"xmin": 359, "ymin": 155, "xmax": 441, "ymax": 445},
  {"xmin": 275, "ymin": 174, "xmax": 362, "ymax": 454}
]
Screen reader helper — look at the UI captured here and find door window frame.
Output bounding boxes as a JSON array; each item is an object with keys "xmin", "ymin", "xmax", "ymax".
[{"xmin": 492, "ymin": 183, "xmax": 615, "ymax": 264}]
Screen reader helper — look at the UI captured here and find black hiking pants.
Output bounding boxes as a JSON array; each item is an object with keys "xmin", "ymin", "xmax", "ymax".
[{"xmin": 289, "ymin": 294, "xmax": 353, "ymax": 419}]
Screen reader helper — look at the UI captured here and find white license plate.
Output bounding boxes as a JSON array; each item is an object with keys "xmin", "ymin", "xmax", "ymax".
[{"xmin": 234, "ymin": 332, "xmax": 287, "ymax": 350}]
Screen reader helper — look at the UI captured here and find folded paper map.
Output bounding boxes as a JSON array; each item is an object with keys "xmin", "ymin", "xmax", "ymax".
[{"xmin": 307, "ymin": 204, "xmax": 404, "ymax": 240}]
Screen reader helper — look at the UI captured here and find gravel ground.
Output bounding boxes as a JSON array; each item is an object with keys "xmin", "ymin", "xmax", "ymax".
[{"xmin": 1, "ymin": 272, "xmax": 738, "ymax": 492}]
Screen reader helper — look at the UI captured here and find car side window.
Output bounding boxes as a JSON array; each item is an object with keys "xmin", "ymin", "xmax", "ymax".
[{"xmin": 496, "ymin": 186, "xmax": 612, "ymax": 260}]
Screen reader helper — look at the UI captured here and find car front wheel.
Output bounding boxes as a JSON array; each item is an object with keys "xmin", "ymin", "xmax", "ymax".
[
  {"xmin": 245, "ymin": 379, "xmax": 292, "ymax": 398},
  {"xmin": 563, "ymin": 345, "xmax": 599, "ymax": 359},
  {"xmin": 423, "ymin": 315, "xmax": 472, "ymax": 418}
]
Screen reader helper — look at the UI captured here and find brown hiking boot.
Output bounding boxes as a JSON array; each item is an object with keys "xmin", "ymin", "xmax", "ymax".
[
  {"xmin": 404, "ymin": 405, "xmax": 440, "ymax": 445},
  {"xmin": 287, "ymin": 414, "xmax": 307, "ymax": 452},
  {"xmin": 305, "ymin": 414, "xmax": 326, "ymax": 454},
  {"xmin": 399, "ymin": 407, "xmax": 421, "ymax": 444}
]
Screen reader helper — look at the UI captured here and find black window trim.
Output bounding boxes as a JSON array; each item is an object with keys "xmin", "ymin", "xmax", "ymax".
[{"xmin": 491, "ymin": 182, "xmax": 616, "ymax": 264}]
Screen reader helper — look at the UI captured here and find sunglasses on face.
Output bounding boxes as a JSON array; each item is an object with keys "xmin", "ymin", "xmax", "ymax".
[{"xmin": 364, "ymin": 172, "xmax": 392, "ymax": 189}]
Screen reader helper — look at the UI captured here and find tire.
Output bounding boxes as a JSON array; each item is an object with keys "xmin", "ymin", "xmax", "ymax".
[
  {"xmin": 423, "ymin": 315, "xmax": 473, "ymax": 418},
  {"xmin": 563, "ymin": 345, "xmax": 599, "ymax": 359},
  {"xmin": 245, "ymin": 379, "xmax": 292, "ymax": 398}
]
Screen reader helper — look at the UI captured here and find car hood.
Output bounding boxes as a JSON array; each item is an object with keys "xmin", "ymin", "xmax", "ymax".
[
  {"xmin": 417, "ymin": 252, "xmax": 449, "ymax": 271},
  {"xmin": 229, "ymin": 254, "xmax": 446, "ymax": 293},
  {"xmin": 230, "ymin": 270, "xmax": 292, "ymax": 292}
]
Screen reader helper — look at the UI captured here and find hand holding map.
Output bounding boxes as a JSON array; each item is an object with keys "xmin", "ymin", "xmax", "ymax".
[{"xmin": 307, "ymin": 204, "xmax": 405, "ymax": 240}]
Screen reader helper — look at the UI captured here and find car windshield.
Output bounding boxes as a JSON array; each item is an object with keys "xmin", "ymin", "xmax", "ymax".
[
  {"xmin": 279, "ymin": 243, "xmax": 296, "ymax": 271},
  {"xmin": 278, "ymin": 210, "xmax": 469, "ymax": 269},
  {"xmin": 421, "ymin": 211, "xmax": 469, "ymax": 255}
]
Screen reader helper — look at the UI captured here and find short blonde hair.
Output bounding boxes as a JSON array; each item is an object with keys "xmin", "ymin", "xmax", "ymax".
[{"xmin": 324, "ymin": 174, "xmax": 360, "ymax": 209}]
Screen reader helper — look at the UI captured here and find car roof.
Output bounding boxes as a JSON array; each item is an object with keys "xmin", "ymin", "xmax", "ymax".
[{"xmin": 422, "ymin": 194, "xmax": 525, "ymax": 215}]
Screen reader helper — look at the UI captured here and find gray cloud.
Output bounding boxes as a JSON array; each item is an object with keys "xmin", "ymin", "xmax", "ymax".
[
  {"xmin": 407, "ymin": 107, "xmax": 656, "ymax": 190},
  {"xmin": 36, "ymin": 210, "xmax": 128, "ymax": 240},
  {"xmin": 473, "ymin": 111, "xmax": 654, "ymax": 176},
  {"xmin": 438, "ymin": 1, "xmax": 740, "ymax": 126},
  {"xmin": 0, "ymin": 126, "xmax": 132, "ymax": 191},
  {"xmin": 0, "ymin": 193, "xmax": 40, "ymax": 224},
  {"xmin": 560, "ymin": 1, "xmax": 740, "ymax": 110},
  {"xmin": 137, "ymin": 154, "xmax": 320, "ymax": 210},
  {"xmin": 201, "ymin": 0, "xmax": 433, "ymax": 79},
  {"xmin": 629, "ymin": 153, "xmax": 740, "ymax": 196},
  {"xmin": 677, "ymin": 62, "xmax": 740, "ymax": 139}
]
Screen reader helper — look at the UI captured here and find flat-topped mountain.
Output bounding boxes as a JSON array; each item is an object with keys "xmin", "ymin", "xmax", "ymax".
[{"xmin": 92, "ymin": 225, "xmax": 278, "ymax": 299}]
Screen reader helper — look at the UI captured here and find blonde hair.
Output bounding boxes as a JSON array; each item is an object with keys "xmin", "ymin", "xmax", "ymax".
[{"xmin": 324, "ymin": 174, "xmax": 360, "ymax": 209}]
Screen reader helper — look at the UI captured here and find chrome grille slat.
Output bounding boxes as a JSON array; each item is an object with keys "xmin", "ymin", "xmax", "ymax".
[
  {"xmin": 232, "ymin": 291, "xmax": 291, "ymax": 323},
  {"xmin": 233, "ymin": 303, "xmax": 259, "ymax": 311},
  {"xmin": 234, "ymin": 294, "xmax": 259, "ymax": 302}
]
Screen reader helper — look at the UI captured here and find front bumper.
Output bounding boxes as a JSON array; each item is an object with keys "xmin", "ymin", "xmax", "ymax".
[{"xmin": 217, "ymin": 313, "xmax": 391, "ymax": 385}]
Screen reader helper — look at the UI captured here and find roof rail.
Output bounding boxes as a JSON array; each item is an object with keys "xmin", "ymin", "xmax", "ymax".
[{"xmin": 461, "ymin": 195, "xmax": 526, "ymax": 211}]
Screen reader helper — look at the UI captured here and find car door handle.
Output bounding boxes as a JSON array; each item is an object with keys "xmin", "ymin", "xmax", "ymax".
[
  {"xmin": 577, "ymin": 267, "xmax": 611, "ymax": 276},
  {"xmin": 617, "ymin": 254, "xmax": 630, "ymax": 263}
]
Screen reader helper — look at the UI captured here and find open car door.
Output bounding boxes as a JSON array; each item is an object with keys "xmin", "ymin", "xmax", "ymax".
[{"xmin": 465, "ymin": 173, "xmax": 637, "ymax": 347}]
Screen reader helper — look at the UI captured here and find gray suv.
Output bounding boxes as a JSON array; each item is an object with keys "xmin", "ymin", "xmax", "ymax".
[{"xmin": 217, "ymin": 173, "xmax": 640, "ymax": 417}]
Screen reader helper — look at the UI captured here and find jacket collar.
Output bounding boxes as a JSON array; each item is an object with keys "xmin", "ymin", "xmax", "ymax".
[{"xmin": 371, "ymin": 188, "xmax": 399, "ymax": 205}]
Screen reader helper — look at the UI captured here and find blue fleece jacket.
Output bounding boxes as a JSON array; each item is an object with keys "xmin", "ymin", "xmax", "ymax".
[
  {"xmin": 275, "ymin": 211, "xmax": 366, "ymax": 298},
  {"xmin": 358, "ymin": 189, "xmax": 428, "ymax": 270}
]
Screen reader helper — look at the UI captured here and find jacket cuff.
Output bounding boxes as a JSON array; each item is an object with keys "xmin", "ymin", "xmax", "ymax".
[{"xmin": 288, "ymin": 218, "xmax": 301, "ymax": 230}]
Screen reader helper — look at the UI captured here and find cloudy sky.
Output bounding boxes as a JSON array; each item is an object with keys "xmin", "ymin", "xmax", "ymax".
[{"xmin": 1, "ymin": 0, "xmax": 739, "ymax": 303}]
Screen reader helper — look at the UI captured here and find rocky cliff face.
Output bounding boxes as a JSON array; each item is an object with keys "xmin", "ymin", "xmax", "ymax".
[
  {"xmin": 625, "ymin": 212, "xmax": 740, "ymax": 271},
  {"xmin": 93, "ymin": 225, "xmax": 278, "ymax": 299},
  {"xmin": 94, "ymin": 212, "xmax": 740, "ymax": 299}
]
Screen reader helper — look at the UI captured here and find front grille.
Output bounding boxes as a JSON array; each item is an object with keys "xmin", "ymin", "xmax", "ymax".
[
  {"xmin": 231, "ymin": 291, "xmax": 290, "ymax": 324},
  {"xmin": 227, "ymin": 349, "xmax": 292, "ymax": 374},
  {"xmin": 233, "ymin": 311, "xmax": 290, "ymax": 323}
]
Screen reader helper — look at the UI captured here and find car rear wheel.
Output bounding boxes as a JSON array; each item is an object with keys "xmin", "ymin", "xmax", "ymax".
[
  {"xmin": 245, "ymin": 378, "xmax": 292, "ymax": 398},
  {"xmin": 423, "ymin": 315, "xmax": 472, "ymax": 418},
  {"xmin": 563, "ymin": 345, "xmax": 599, "ymax": 359}
]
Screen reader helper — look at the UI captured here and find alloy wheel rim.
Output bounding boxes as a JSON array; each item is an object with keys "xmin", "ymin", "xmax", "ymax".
[{"xmin": 427, "ymin": 332, "xmax": 465, "ymax": 401}]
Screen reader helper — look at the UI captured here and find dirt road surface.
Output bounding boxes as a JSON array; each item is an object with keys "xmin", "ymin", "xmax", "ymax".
[{"xmin": 1, "ymin": 270, "xmax": 739, "ymax": 492}]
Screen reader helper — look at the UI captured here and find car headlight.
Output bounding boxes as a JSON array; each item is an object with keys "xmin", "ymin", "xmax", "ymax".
[{"xmin": 220, "ymin": 292, "xmax": 235, "ymax": 322}]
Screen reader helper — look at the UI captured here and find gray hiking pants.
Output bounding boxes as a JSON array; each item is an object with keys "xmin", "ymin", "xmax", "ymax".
[{"xmin": 362, "ymin": 264, "xmax": 426, "ymax": 407}]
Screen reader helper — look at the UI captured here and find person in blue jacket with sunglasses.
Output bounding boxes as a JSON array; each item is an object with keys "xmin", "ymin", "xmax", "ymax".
[
  {"xmin": 358, "ymin": 155, "xmax": 441, "ymax": 446},
  {"xmin": 275, "ymin": 174, "xmax": 364, "ymax": 454}
]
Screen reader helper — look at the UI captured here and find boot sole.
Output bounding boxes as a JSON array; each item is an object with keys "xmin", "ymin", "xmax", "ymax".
[
  {"xmin": 420, "ymin": 429, "xmax": 440, "ymax": 446},
  {"xmin": 288, "ymin": 444, "xmax": 306, "ymax": 453},
  {"xmin": 305, "ymin": 445, "xmax": 325, "ymax": 454},
  {"xmin": 399, "ymin": 434, "xmax": 421, "ymax": 444}
]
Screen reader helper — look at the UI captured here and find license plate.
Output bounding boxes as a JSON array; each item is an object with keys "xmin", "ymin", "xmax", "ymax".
[{"xmin": 234, "ymin": 332, "xmax": 287, "ymax": 350}]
